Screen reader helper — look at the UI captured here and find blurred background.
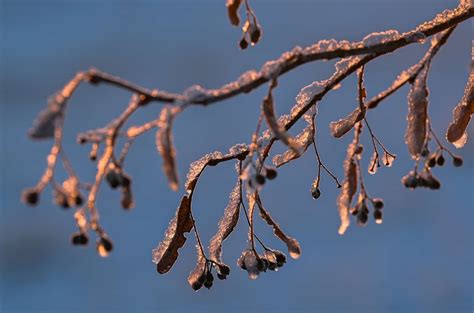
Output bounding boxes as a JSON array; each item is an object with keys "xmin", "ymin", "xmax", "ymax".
[{"xmin": 1, "ymin": 1, "xmax": 472, "ymax": 312}]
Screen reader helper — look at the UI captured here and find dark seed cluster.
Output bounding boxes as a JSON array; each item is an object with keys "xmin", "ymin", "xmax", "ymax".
[
  {"xmin": 352, "ymin": 196, "xmax": 385, "ymax": 226},
  {"xmin": 402, "ymin": 169, "xmax": 441, "ymax": 190},
  {"xmin": 237, "ymin": 249, "xmax": 286, "ymax": 280},
  {"xmin": 247, "ymin": 166, "xmax": 277, "ymax": 190},
  {"xmin": 105, "ymin": 163, "xmax": 134, "ymax": 210},
  {"xmin": 189, "ymin": 261, "xmax": 230, "ymax": 291}
]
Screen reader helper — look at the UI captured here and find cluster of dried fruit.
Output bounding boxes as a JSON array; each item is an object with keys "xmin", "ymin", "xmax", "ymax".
[{"xmin": 226, "ymin": 0, "xmax": 262, "ymax": 49}]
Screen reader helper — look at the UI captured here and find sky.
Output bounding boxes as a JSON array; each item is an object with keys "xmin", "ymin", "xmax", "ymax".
[{"xmin": 0, "ymin": 1, "xmax": 472, "ymax": 313}]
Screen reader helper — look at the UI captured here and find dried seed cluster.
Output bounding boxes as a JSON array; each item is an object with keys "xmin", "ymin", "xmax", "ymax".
[
  {"xmin": 237, "ymin": 249, "xmax": 286, "ymax": 280},
  {"xmin": 226, "ymin": 0, "xmax": 262, "ymax": 49}
]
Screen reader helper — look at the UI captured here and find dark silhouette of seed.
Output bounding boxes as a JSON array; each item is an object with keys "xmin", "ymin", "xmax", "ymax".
[
  {"xmin": 452, "ymin": 155, "xmax": 463, "ymax": 167},
  {"xmin": 427, "ymin": 155, "xmax": 436, "ymax": 168},
  {"xmin": 71, "ymin": 232, "xmax": 88, "ymax": 245},
  {"xmin": 372, "ymin": 198, "xmax": 384, "ymax": 209},
  {"xmin": 22, "ymin": 188, "xmax": 39, "ymax": 206},
  {"xmin": 255, "ymin": 174, "xmax": 266, "ymax": 186},
  {"xmin": 311, "ymin": 186, "xmax": 321, "ymax": 199},
  {"xmin": 436, "ymin": 153, "xmax": 445, "ymax": 166},
  {"xmin": 265, "ymin": 167, "xmax": 277, "ymax": 180},
  {"xmin": 250, "ymin": 27, "xmax": 261, "ymax": 44},
  {"xmin": 239, "ymin": 37, "xmax": 248, "ymax": 50}
]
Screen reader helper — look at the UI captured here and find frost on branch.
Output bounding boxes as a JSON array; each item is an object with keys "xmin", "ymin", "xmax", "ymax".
[
  {"xmin": 446, "ymin": 67, "xmax": 474, "ymax": 148},
  {"xmin": 156, "ymin": 106, "xmax": 179, "ymax": 191},
  {"xmin": 152, "ymin": 196, "xmax": 193, "ymax": 274},
  {"xmin": 330, "ymin": 108, "xmax": 365, "ymax": 139},
  {"xmin": 29, "ymin": 73, "xmax": 84, "ymax": 139},
  {"xmin": 405, "ymin": 65, "xmax": 430, "ymax": 159}
]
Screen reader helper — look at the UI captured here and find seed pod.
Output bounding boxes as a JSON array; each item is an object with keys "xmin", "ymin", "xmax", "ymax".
[
  {"xmin": 436, "ymin": 153, "xmax": 445, "ymax": 166},
  {"xmin": 421, "ymin": 147, "xmax": 429, "ymax": 157},
  {"xmin": 452, "ymin": 155, "xmax": 463, "ymax": 167},
  {"xmin": 311, "ymin": 186, "xmax": 321, "ymax": 199},
  {"xmin": 97, "ymin": 237, "xmax": 113, "ymax": 257},
  {"xmin": 119, "ymin": 173, "xmax": 131, "ymax": 188},
  {"xmin": 71, "ymin": 232, "xmax": 88, "ymax": 245},
  {"xmin": 419, "ymin": 171, "xmax": 441, "ymax": 190},
  {"xmin": 237, "ymin": 254, "xmax": 246, "ymax": 270},
  {"xmin": 402, "ymin": 171, "xmax": 418, "ymax": 189},
  {"xmin": 357, "ymin": 212, "xmax": 368, "ymax": 226},
  {"xmin": 217, "ymin": 273, "xmax": 227, "ymax": 280},
  {"xmin": 75, "ymin": 194, "xmax": 84, "ymax": 206},
  {"xmin": 272, "ymin": 250, "xmax": 286, "ymax": 267},
  {"xmin": 105, "ymin": 169, "xmax": 120, "ymax": 189},
  {"xmin": 371, "ymin": 198, "xmax": 384, "ymax": 209},
  {"xmin": 239, "ymin": 37, "xmax": 248, "ymax": 50},
  {"xmin": 22, "ymin": 188, "xmax": 40, "ymax": 206},
  {"xmin": 427, "ymin": 154, "xmax": 437, "ymax": 168},
  {"xmin": 255, "ymin": 174, "xmax": 266, "ymax": 186},
  {"xmin": 250, "ymin": 26, "xmax": 261, "ymax": 45},
  {"xmin": 265, "ymin": 167, "xmax": 278, "ymax": 180}
]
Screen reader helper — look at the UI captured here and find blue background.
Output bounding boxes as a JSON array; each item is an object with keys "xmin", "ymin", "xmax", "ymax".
[{"xmin": 1, "ymin": 1, "xmax": 472, "ymax": 312}]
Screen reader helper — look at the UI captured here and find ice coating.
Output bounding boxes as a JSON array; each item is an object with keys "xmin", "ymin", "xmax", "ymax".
[
  {"xmin": 208, "ymin": 181, "xmax": 241, "ymax": 264},
  {"xmin": 261, "ymin": 46, "xmax": 303, "ymax": 79},
  {"xmin": 361, "ymin": 30, "xmax": 401, "ymax": 46},
  {"xmin": 293, "ymin": 81, "xmax": 325, "ymax": 118},
  {"xmin": 185, "ymin": 151, "xmax": 224, "ymax": 193},
  {"xmin": 272, "ymin": 123, "xmax": 314, "ymax": 167}
]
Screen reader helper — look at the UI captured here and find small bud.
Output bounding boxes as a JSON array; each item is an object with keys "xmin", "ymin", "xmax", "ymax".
[
  {"xmin": 217, "ymin": 273, "xmax": 227, "ymax": 280},
  {"xmin": 371, "ymin": 198, "xmax": 384, "ymax": 209},
  {"xmin": 436, "ymin": 153, "xmax": 445, "ymax": 166},
  {"xmin": 452, "ymin": 155, "xmax": 463, "ymax": 167},
  {"xmin": 22, "ymin": 188, "xmax": 40, "ymax": 206},
  {"xmin": 71, "ymin": 232, "xmax": 88, "ymax": 245},
  {"xmin": 265, "ymin": 167, "xmax": 277, "ymax": 180}
]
